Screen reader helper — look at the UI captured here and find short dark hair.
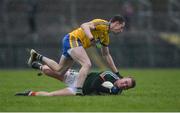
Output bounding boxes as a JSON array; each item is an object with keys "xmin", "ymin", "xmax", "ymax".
[
  {"xmin": 127, "ymin": 76, "xmax": 136, "ymax": 88},
  {"xmin": 110, "ymin": 15, "xmax": 125, "ymax": 24}
]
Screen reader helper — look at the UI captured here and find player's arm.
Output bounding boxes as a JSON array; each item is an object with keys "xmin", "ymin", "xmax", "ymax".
[
  {"xmin": 80, "ymin": 22, "xmax": 95, "ymax": 41},
  {"xmin": 101, "ymin": 46, "xmax": 119, "ymax": 73},
  {"xmin": 95, "ymin": 80, "xmax": 122, "ymax": 95}
]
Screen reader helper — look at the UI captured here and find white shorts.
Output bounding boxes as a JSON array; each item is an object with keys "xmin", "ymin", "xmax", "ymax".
[
  {"xmin": 63, "ymin": 69, "xmax": 80, "ymax": 94},
  {"xmin": 63, "ymin": 69, "xmax": 79, "ymax": 88}
]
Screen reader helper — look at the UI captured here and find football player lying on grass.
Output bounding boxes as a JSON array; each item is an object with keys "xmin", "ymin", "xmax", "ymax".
[{"xmin": 15, "ymin": 62, "xmax": 136, "ymax": 96}]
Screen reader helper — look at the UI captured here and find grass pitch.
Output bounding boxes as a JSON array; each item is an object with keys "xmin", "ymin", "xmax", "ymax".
[{"xmin": 0, "ymin": 69, "xmax": 180, "ymax": 112}]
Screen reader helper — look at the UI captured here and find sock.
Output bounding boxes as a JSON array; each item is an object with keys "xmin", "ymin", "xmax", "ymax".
[
  {"xmin": 37, "ymin": 54, "xmax": 43, "ymax": 62},
  {"xmin": 29, "ymin": 91, "xmax": 37, "ymax": 96},
  {"xmin": 31, "ymin": 62, "xmax": 42, "ymax": 70},
  {"xmin": 76, "ymin": 87, "xmax": 83, "ymax": 96}
]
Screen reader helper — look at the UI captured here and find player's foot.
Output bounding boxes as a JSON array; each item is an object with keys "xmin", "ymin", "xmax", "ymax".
[
  {"xmin": 28, "ymin": 49, "xmax": 43, "ymax": 66},
  {"xmin": 31, "ymin": 61, "xmax": 43, "ymax": 76},
  {"xmin": 15, "ymin": 91, "xmax": 32, "ymax": 96},
  {"xmin": 31, "ymin": 61, "xmax": 42, "ymax": 70},
  {"xmin": 28, "ymin": 49, "xmax": 38, "ymax": 66}
]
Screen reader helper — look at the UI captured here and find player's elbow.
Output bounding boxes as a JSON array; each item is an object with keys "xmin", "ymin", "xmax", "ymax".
[
  {"xmin": 82, "ymin": 62, "xmax": 92, "ymax": 70},
  {"xmin": 85, "ymin": 62, "xmax": 92, "ymax": 69}
]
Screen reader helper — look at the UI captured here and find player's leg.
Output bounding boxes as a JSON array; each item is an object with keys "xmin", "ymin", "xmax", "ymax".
[
  {"xmin": 30, "ymin": 57, "xmax": 74, "ymax": 81},
  {"xmin": 36, "ymin": 88, "xmax": 75, "ymax": 96},
  {"xmin": 42, "ymin": 57, "xmax": 74, "ymax": 81},
  {"xmin": 68, "ymin": 46, "xmax": 91, "ymax": 95},
  {"xmin": 28, "ymin": 49, "xmax": 74, "ymax": 76},
  {"xmin": 41, "ymin": 65, "xmax": 64, "ymax": 81},
  {"xmin": 15, "ymin": 88, "xmax": 75, "ymax": 96},
  {"xmin": 28, "ymin": 34, "xmax": 74, "ymax": 74},
  {"xmin": 41, "ymin": 55, "xmax": 63, "ymax": 72},
  {"xmin": 28, "ymin": 49, "xmax": 60, "ymax": 71},
  {"xmin": 28, "ymin": 49, "xmax": 63, "ymax": 72},
  {"xmin": 42, "ymin": 55, "xmax": 74, "ymax": 77}
]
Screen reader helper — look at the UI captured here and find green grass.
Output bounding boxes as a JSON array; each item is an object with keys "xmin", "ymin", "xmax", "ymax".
[{"xmin": 0, "ymin": 69, "xmax": 180, "ymax": 112}]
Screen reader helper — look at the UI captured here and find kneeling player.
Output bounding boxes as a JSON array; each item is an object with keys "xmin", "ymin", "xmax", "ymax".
[{"xmin": 15, "ymin": 62, "xmax": 136, "ymax": 96}]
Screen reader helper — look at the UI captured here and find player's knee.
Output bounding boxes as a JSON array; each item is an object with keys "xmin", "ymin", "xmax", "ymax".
[
  {"xmin": 43, "ymin": 69, "xmax": 50, "ymax": 75},
  {"xmin": 42, "ymin": 65, "xmax": 49, "ymax": 70},
  {"xmin": 42, "ymin": 67, "xmax": 51, "ymax": 75},
  {"xmin": 83, "ymin": 62, "xmax": 92, "ymax": 69},
  {"xmin": 55, "ymin": 67, "xmax": 61, "ymax": 72}
]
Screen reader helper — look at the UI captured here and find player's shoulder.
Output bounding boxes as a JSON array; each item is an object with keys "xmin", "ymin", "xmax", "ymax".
[
  {"xmin": 91, "ymin": 19, "xmax": 109, "ymax": 26},
  {"xmin": 91, "ymin": 19, "xmax": 108, "ymax": 22},
  {"xmin": 101, "ymin": 71, "xmax": 119, "ymax": 80}
]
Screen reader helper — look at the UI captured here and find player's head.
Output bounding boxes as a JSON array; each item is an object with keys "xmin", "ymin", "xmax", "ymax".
[
  {"xmin": 115, "ymin": 77, "xmax": 136, "ymax": 90},
  {"xmin": 109, "ymin": 15, "xmax": 125, "ymax": 33}
]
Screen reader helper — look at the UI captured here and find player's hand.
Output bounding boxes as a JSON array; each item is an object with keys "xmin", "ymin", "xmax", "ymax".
[
  {"xmin": 110, "ymin": 86, "xmax": 121, "ymax": 94},
  {"xmin": 90, "ymin": 38, "xmax": 102, "ymax": 48},
  {"xmin": 95, "ymin": 39, "xmax": 102, "ymax": 48},
  {"xmin": 115, "ymin": 72, "xmax": 123, "ymax": 78}
]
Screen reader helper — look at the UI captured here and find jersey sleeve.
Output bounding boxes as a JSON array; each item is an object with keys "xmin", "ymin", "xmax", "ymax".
[{"xmin": 100, "ymin": 71, "xmax": 120, "ymax": 81}]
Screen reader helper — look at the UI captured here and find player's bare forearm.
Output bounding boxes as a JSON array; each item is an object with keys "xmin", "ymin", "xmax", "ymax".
[
  {"xmin": 80, "ymin": 22, "xmax": 95, "ymax": 40},
  {"xmin": 101, "ymin": 47, "xmax": 118, "ymax": 73},
  {"xmin": 104, "ymin": 54, "xmax": 118, "ymax": 73}
]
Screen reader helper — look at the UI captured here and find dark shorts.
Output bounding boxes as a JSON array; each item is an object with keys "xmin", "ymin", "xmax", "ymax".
[{"xmin": 62, "ymin": 34, "xmax": 82, "ymax": 58}]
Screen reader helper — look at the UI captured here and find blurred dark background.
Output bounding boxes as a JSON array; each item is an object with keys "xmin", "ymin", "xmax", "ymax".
[{"xmin": 0, "ymin": 0, "xmax": 180, "ymax": 69}]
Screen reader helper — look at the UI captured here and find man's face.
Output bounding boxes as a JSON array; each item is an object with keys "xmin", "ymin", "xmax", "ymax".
[
  {"xmin": 116, "ymin": 78, "xmax": 132, "ymax": 90},
  {"xmin": 110, "ymin": 21, "xmax": 125, "ymax": 33}
]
